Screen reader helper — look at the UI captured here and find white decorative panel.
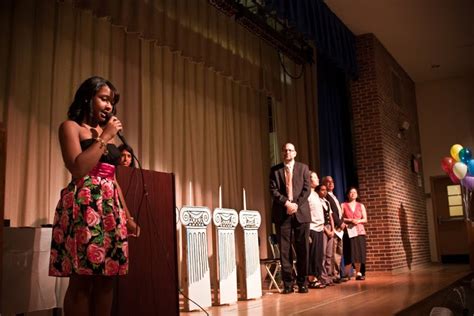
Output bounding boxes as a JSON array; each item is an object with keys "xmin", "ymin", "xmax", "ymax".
[
  {"xmin": 180, "ymin": 206, "xmax": 212, "ymax": 311},
  {"xmin": 239, "ymin": 210, "xmax": 262, "ymax": 299},
  {"xmin": 213, "ymin": 208, "xmax": 239, "ymax": 305}
]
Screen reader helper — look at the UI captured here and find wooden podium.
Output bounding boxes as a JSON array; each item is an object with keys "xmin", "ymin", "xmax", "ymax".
[{"xmin": 113, "ymin": 166, "xmax": 178, "ymax": 315}]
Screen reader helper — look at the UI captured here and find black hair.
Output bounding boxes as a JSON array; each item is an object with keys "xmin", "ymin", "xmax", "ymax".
[
  {"xmin": 67, "ymin": 76, "xmax": 120, "ymax": 124},
  {"xmin": 118, "ymin": 144, "xmax": 136, "ymax": 168},
  {"xmin": 315, "ymin": 184, "xmax": 326, "ymax": 193},
  {"xmin": 321, "ymin": 176, "xmax": 333, "ymax": 185},
  {"xmin": 345, "ymin": 186, "xmax": 361, "ymax": 202}
]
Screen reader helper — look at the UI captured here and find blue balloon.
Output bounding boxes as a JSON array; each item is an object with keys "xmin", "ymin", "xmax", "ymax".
[
  {"xmin": 459, "ymin": 148, "xmax": 472, "ymax": 163},
  {"xmin": 468, "ymin": 159, "xmax": 474, "ymax": 176}
]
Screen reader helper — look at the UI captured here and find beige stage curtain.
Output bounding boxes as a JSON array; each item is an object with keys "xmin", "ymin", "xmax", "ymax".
[
  {"xmin": 275, "ymin": 56, "xmax": 319, "ymax": 171},
  {"xmin": 64, "ymin": 0, "xmax": 282, "ymax": 101},
  {"xmin": 0, "ymin": 0, "xmax": 317, "ymax": 244}
]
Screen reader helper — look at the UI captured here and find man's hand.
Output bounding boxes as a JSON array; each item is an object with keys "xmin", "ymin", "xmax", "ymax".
[{"xmin": 285, "ymin": 201, "xmax": 298, "ymax": 215}]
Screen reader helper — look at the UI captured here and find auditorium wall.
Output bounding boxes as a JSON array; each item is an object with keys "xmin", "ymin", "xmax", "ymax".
[{"xmin": 350, "ymin": 33, "xmax": 431, "ymax": 271}]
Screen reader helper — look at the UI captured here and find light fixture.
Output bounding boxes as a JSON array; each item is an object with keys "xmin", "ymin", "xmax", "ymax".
[
  {"xmin": 400, "ymin": 121, "xmax": 410, "ymax": 131},
  {"xmin": 397, "ymin": 121, "xmax": 410, "ymax": 139}
]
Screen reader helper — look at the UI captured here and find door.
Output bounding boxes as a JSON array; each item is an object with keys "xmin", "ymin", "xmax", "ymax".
[{"xmin": 431, "ymin": 175, "xmax": 469, "ymax": 263}]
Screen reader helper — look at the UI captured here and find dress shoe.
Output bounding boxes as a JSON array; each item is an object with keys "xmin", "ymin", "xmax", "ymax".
[
  {"xmin": 340, "ymin": 276, "xmax": 350, "ymax": 282},
  {"xmin": 333, "ymin": 278, "xmax": 341, "ymax": 284},
  {"xmin": 309, "ymin": 282, "xmax": 326, "ymax": 289},
  {"xmin": 281, "ymin": 286, "xmax": 294, "ymax": 294},
  {"xmin": 298, "ymin": 285, "xmax": 309, "ymax": 293}
]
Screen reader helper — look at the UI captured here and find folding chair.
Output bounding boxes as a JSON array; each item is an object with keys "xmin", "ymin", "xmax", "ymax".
[{"xmin": 260, "ymin": 234, "xmax": 282, "ymax": 291}]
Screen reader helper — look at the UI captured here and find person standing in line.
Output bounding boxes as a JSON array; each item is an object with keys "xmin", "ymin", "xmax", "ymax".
[
  {"xmin": 270, "ymin": 143, "xmax": 311, "ymax": 294},
  {"xmin": 322, "ymin": 176, "xmax": 348, "ymax": 283},
  {"xmin": 316, "ymin": 184, "xmax": 335, "ymax": 286},
  {"xmin": 307, "ymin": 172, "xmax": 326, "ymax": 289},
  {"xmin": 342, "ymin": 187, "xmax": 367, "ymax": 281}
]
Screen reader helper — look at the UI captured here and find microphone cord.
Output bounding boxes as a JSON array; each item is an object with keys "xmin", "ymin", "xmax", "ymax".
[{"xmin": 123, "ymin": 150, "xmax": 147, "ymax": 224}]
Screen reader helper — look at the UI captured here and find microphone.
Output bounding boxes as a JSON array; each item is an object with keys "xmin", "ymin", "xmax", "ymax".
[
  {"xmin": 117, "ymin": 132, "xmax": 130, "ymax": 148},
  {"xmin": 105, "ymin": 113, "xmax": 130, "ymax": 148}
]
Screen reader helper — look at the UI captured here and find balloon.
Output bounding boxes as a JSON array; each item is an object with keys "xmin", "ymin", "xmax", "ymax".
[
  {"xmin": 453, "ymin": 162, "xmax": 468, "ymax": 180},
  {"xmin": 459, "ymin": 148, "xmax": 472, "ymax": 163},
  {"xmin": 450, "ymin": 144, "xmax": 463, "ymax": 161},
  {"xmin": 467, "ymin": 159, "xmax": 474, "ymax": 176},
  {"xmin": 448, "ymin": 171, "xmax": 460, "ymax": 184},
  {"xmin": 441, "ymin": 157, "xmax": 455, "ymax": 173},
  {"xmin": 461, "ymin": 176, "xmax": 474, "ymax": 191}
]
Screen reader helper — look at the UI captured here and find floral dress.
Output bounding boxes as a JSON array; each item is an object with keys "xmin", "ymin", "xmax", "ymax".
[{"xmin": 49, "ymin": 139, "xmax": 128, "ymax": 276}]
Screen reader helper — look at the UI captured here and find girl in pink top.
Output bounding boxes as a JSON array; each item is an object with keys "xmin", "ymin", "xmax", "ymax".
[{"xmin": 341, "ymin": 187, "xmax": 367, "ymax": 280}]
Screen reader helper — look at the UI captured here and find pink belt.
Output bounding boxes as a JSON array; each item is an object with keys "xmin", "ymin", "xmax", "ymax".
[{"xmin": 88, "ymin": 163, "xmax": 115, "ymax": 179}]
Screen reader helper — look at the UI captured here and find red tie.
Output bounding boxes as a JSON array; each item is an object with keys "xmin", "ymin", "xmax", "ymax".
[{"xmin": 285, "ymin": 166, "xmax": 293, "ymax": 201}]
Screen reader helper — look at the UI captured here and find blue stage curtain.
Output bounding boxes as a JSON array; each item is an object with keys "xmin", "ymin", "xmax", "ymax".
[
  {"xmin": 317, "ymin": 54, "xmax": 358, "ymax": 201},
  {"xmin": 266, "ymin": 0, "xmax": 357, "ymax": 78},
  {"xmin": 265, "ymin": 0, "xmax": 359, "ymax": 198}
]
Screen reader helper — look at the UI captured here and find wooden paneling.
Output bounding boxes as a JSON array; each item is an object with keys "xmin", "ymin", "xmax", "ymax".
[
  {"xmin": 0, "ymin": 123, "xmax": 6, "ymax": 312},
  {"xmin": 113, "ymin": 166, "xmax": 179, "ymax": 316}
]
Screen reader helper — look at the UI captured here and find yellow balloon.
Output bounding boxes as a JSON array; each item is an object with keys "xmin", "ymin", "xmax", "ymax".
[{"xmin": 450, "ymin": 144, "xmax": 463, "ymax": 161}]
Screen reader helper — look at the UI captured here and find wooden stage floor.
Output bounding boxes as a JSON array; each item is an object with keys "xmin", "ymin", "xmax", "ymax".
[{"xmin": 180, "ymin": 264, "xmax": 472, "ymax": 316}]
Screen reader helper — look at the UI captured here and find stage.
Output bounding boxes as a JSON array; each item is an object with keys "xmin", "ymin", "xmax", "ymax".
[{"xmin": 180, "ymin": 264, "xmax": 472, "ymax": 315}]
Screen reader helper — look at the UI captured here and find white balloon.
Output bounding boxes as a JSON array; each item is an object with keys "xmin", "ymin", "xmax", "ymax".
[{"xmin": 453, "ymin": 162, "xmax": 468, "ymax": 180}]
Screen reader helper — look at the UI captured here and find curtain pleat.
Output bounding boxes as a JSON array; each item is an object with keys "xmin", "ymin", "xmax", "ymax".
[
  {"xmin": 62, "ymin": 0, "xmax": 280, "ymax": 98},
  {"xmin": 317, "ymin": 55, "xmax": 357, "ymax": 200}
]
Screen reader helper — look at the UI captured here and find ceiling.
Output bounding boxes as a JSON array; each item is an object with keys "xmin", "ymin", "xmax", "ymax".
[{"xmin": 324, "ymin": 0, "xmax": 474, "ymax": 83}]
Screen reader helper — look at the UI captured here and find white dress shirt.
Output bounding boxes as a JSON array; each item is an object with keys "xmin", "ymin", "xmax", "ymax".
[{"xmin": 308, "ymin": 191, "xmax": 324, "ymax": 232}]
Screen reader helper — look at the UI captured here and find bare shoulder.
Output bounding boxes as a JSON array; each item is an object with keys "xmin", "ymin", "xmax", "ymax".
[
  {"xmin": 58, "ymin": 120, "xmax": 82, "ymax": 140},
  {"xmin": 59, "ymin": 120, "xmax": 80, "ymax": 133}
]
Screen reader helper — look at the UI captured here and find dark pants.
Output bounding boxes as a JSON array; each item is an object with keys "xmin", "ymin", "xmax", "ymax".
[
  {"xmin": 332, "ymin": 231, "xmax": 344, "ymax": 279},
  {"xmin": 277, "ymin": 216, "xmax": 309, "ymax": 288},
  {"xmin": 308, "ymin": 230, "xmax": 324, "ymax": 278}
]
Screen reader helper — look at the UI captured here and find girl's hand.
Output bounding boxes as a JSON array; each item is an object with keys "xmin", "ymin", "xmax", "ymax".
[
  {"xmin": 126, "ymin": 217, "xmax": 141, "ymax": 237},
  {"xmin": 101, "ymin": 116, "xmax": 122, "ymax": 142}
]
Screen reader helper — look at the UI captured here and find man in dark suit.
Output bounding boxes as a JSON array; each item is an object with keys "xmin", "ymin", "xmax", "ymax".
[
  {"xmin": 322, "ymin": 176, "xmax": 348, "ymax": 282},
  {"xmin": 270, "ymin": 143, "xmax": 311, "ymax": 294}
]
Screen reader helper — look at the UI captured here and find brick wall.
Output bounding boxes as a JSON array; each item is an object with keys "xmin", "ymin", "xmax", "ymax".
[{"xmin": 350, "ymin": 34, "xmax": 430, "ymax": 271}]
